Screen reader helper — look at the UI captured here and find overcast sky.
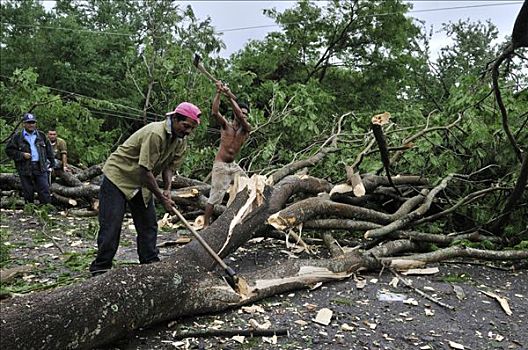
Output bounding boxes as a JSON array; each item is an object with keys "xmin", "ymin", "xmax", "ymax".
[{"xmin": 179, "ymin": 1, "xmax": 524, "ymax": 57}]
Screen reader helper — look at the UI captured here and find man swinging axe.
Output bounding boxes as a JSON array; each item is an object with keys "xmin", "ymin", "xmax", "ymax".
[{"xmin": 203, "ymin": 81, "xmax": 252, "ymax": 227}]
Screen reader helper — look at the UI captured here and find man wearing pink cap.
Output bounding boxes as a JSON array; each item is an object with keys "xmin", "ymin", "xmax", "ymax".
[{"xmin": 90, "ymin": 102, "xmax": 201, "ymax": 275}]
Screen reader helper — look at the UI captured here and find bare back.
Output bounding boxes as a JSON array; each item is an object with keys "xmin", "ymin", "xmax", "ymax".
[{"xmin": 216, "ymin": 121, "xmax": 249, "ymax": 163}]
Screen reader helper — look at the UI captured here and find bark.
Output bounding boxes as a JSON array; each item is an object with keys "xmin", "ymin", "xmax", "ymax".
[
  {"xmin": 75, "ymin": 164, "xmax": 103, "ymax": 182},
  {"xmin": 268, "ymin": 197, "xmax": 396, "ymax": 229},
  {"xmin": 55, "ymin": 170, "xmax": 83, "ymax": 187},
  {"xmin": 51, "ymin": 193, "xmax": 78, "ymax": 207},
  {"xmin": 270, "ymin": 147, "xmax": 337, "ymax": 185},
  {"xmin": 379, "ymin": 246, "xmax": 528, "ymax": 264},
  {"xmin": 365, "ymin": 175, "xmax": 452, "ymax": 238},
  {"xmin": 50, "ymin": 182, "xmax": 100, "ymax": 199},
  {"xmin": 371, "ymin": 112, "xmax": 399, "ymax": 194},
  {"xmin": 0, "ymin": 173, "xmax": 99, "ymax": 199},
  {"xmin": 0, "ymin": 188, "xmax": 270, "ymax": 349},
  {"xmin": 269, "ymin": 188, "xmax": 426, "ymax": 231}
]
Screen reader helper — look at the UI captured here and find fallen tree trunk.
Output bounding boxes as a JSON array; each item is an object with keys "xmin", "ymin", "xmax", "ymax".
[{"xmin": 0, "ymin": 188, "xmax": 266, "ymax": 349}]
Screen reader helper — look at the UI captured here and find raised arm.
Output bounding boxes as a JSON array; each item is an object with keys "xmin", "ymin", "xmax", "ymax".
[
  {"xmin": 211, "ymin": 81, "xmax": 228, "ymax": 129},
  {"xmin": 226, "ymin": 90, "xmax": 251, "ymax": 132}
]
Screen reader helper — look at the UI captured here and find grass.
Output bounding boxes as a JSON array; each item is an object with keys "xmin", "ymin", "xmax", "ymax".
[
  {"xmin": 442, "ymin": 273, "xmax": 471, "ymax": 283},
  {"xmin": 331, "ymin": 297, "xmax": 354, "ymax": 306},
  {"xmin": 0, "ymin": 228, "xmax": 11, "ymax": 268}
]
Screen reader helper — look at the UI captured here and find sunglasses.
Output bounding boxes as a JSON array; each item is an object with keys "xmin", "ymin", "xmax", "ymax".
[{"xmin": 25, "ymin": 121, "xmax": 36, "ymax": 124}]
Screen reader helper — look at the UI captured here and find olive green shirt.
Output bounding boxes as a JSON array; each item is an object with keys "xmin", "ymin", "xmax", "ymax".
[
  {"xmin": 51, "ymin": 137, "xmax": 67, "ymax": 159},
  {"xmin": 103, "ymin": 118, "xmax": 187, "ymax": 206}
]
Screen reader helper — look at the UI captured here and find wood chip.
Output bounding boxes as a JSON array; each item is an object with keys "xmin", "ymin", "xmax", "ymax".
[
  {"xmin": 340, "ymin": 323, "xmax": 354, "ymax": 331},
  {"xmin": 403, "ymin": 298, "xmax": 418, "ymax": 305},
  {"xmin": 389, "ymin": 259, "xmax": 426, "ymax": 270},
  {"xmin": 388, "ymin": 277, "xmax": 399, "ymax": 288},
  {"xmin": 232, "ymin": 335, "xmax": 245, "ymax": 344},
  {"xmin": 424, "ymin": 308, "xmax": 435, "ymax": 316},
  {"xmin": 309, "ymin": 282, "xmax": 323, "ymax": 290},
  {"xmin": 314, "ymin": 308, "xmax": 333, "ymax": 325},
  {"xmin": 354, "ymin": 275, "xmax": 367, "ymax": 289},
  {"xmin": 329, "ymin": 183, "xmax": 354, "ymax": 196},
  {"xmin": 453, "ymin": 285, "xmax": 465, "ymax": 300},
  {"xmin": 480, "ymin": 290, "xmax": 512, "ymax": 316},
  {"xmin": 241, "ymin": 305, "xmax": 265, "ymax": 314},
  {"xmin": 262, "ymin": 335, "xmax": 277, "ymax": 344},
  {"xmin": 304, "ymin": 303, "xmax": 318, "ymax": 311},
  {"xmin": 401, "ymin": 267, "xmax": 439, "ymax": 275},
  {"xmin": 448, "ymin": 340, "xmax": 465, "ymax": 349}
]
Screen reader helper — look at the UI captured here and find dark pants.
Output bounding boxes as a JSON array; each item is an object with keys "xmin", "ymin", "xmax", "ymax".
[
  {"xmin": 19, "ymin": 162, "xmax": 51, "ymax": 204},
  {"xmin": 89, "ymin": 176, "xmax": 159, "ymax": 274}
]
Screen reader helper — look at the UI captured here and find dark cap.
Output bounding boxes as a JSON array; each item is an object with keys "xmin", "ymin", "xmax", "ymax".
[{"xmin": 22, "ymin": 113, "xmax": 37, "ymax": 123}]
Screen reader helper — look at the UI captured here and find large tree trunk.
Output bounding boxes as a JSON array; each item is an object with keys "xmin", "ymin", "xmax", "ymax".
[{"xmin": 0, "ymin": 188, "xmax": 268, "ymax": 349}]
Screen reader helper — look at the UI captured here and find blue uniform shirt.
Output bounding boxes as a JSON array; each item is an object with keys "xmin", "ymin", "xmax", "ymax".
[{"xmin": 22, "ymin": 129, "xmax": 39, "ymax": 161}]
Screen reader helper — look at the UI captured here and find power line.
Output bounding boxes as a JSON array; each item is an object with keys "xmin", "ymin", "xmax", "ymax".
[
  {"xmin": 0, "ymin": 75, "xmax": 223, "ymax": 134},
  {"xmin": 0, "ymin": 74, "xmax": 159, "ymax": 122}
]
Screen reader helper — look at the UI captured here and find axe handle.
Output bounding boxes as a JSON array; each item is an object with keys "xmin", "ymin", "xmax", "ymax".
[
  {"xmin": 171, "ymin": 207, "xmax": 231, "ymax": 272},
  {"xmin": 223, "ymin": 88, "xmax": 237, "ymax": 101},
  {"xmin": 196, "ymin": 62, "xmax": 217, "ymax": 83},
  {"xmin": 196, "ymin": 63, "xmax": 238, "ymax": 100}
]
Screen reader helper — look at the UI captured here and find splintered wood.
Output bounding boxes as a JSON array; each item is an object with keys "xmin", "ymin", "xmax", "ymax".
[{"xmin": 371, "ymin": 112, "xmax": 390, "ymax": 125}]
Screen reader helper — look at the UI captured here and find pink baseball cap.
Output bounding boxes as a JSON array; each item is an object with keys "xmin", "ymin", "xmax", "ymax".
[{"xmin": 166, "ymin": 102, "xmax": 201, "ymax": 124}]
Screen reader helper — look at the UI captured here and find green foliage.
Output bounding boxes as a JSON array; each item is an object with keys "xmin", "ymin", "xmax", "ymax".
[
  {"xmin": 1, "ymin": 68, "xmax": 119, "ymax": 165},
  {"xmin": 331, "ymin": 297, "xmax": 353, "ymax": 306},
  {"xmin": 513, "ymin": 241, "xmax": 528, "ymax": 250},
  {"xmin": 23, "ymin": 203, "xmax": 56, "ymax": 226},
  {"xmin": 0, "ymin": 228, "xmax": 10, "ymax": 268},
  {"xmin": 451, "ymin": 239, "xmax": 496, "ymax": 250},
  {"xmin": 63, "ymin": 250, "xmax": 96, "ymax": 272},
  {"xmin": 442, "ymin": 273, "xmax": 471, "ymax": 283}
]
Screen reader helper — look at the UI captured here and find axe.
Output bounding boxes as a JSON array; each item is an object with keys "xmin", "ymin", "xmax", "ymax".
[
  {"xmin": 193, "ymin": 53, "xmax": 237, "ymax": 101},
  {"xmin": 170, "ymin": 206, "xmax": 243, "ymax": 292}
]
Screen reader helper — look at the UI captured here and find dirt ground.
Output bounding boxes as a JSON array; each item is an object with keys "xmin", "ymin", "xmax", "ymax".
[{"xmin": 1, "ymin": 208, "xmax": 527, "ymax": 350}]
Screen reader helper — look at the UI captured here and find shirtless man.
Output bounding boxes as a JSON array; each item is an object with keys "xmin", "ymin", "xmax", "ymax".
[{"xmin": 203, "ymin": 81, "xmax": 251, "ymax": 227}]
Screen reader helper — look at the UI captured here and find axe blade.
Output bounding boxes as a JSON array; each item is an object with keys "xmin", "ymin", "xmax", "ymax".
[{"xmin": 193, "ymin": 53, "xmax": 202, "ymax": 68}]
